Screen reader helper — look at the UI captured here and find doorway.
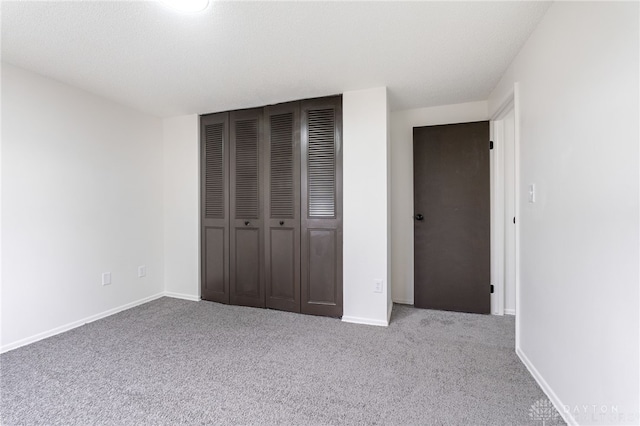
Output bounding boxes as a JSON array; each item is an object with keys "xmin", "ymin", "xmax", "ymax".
[
  {"xmin": 490, "ymin": 100, "xmax": 517, "ymax": 317},
  {"xmin": 502, "ymin": 107, "xmax": 516, "ymax": 315},
  {"xmin": 413, "ymin": 121, "xmax": 491, "ymax": 314}
]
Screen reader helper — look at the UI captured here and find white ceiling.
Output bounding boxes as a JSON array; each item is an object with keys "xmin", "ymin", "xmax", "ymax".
[{"xmin": 1, "ymin": 1, "xmax": 551, "ymax": 118}]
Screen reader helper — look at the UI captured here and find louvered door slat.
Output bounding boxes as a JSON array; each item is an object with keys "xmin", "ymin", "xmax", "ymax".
[
  {"xmin": 270, "ymin": 112, "xmax": 295, "ymax": 218},
  {"xmin": 204, "ymin": 123, "xmax": 225, "ymax": 218},
  {"xmin": 235, "ymin": 119, "xmax": 259, "ymax": 219},
  {"xmin": 307, "ymin": 108, "xmax": 336, "ymax": 218}
]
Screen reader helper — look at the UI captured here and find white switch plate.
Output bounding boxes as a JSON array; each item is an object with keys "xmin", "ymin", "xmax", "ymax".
[
  {"xmin": 374, "ymin": 279, "xmax": 383, "ymax": 293},
  {"xmin": 102, "ymin": 272, "xmax": 111, "ymax": 286},
  {"xmin": 528, "ymin": 184, "xmax": 536, "ymax": 203},
  {"xmin": 138, "ymin": 265, "xmax": 146, "ymax": 278}
]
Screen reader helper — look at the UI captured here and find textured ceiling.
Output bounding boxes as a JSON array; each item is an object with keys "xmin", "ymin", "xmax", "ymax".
[{"xmin": 1, "ymin": 1, "xmax": 551, "ymax": 117}]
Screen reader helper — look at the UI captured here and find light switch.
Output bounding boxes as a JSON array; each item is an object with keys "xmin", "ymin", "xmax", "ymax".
[
  {"xmin": 528, "ymin": 184, "xmax": 536, "ymax": 203},
  {"xmin": 138, "ymin": 265, "xmax": 146, "ymax": 278},
  {"xmin": 102, "ymin": 272, "xmax": 111, "ymax": 286}
]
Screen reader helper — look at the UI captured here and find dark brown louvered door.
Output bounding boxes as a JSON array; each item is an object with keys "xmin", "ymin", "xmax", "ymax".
[
  {"xmin": 230, "ymin": 108, "xmax": 265, "ymax": 308},
  {"xmin": 264, "ymin": 102, "xmax": 301, "ymax": 312},
  {"xmin": 300, "ymin": 96, "xmax": 343, "ymax": 317},
  {"xmin": 200, "ymin": 113, "xmax": 230, "ymax": 303}
]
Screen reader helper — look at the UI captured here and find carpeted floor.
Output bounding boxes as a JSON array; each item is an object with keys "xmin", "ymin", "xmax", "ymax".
[{"xmin": 0, "ymin": 298, "xmax": 563, "ymax": 425}]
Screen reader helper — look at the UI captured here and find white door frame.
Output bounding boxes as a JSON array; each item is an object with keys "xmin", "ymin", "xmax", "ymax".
[{"xmin": 489, "ymin": 83, "xmax": 521, "ymax": 346}]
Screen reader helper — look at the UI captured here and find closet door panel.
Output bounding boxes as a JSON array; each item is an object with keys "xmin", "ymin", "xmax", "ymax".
[
  {"xmin": 204, "ymin": 227, "xmax": 226, "ymax": 295},
  {"xmin": 235, "ymin": 228, "xmax": 261, "ymax": 297},
  {"xmin": 265, "ymin": 103, "xmax": 301, "ymax": 312},
  {"xmin": 307, "ymin": 228, "xmax": 338, "ymax": 304},
  {"xmin": 301, "ymin": 96, "xmax": 343, "ymax": 317},
  {"xmin": 200, "ymin": 113, "xmax": 230, "ymax": 303},
  {"xmin": 269, "ymin": 228, "xmax": 296, "ymax": 300},
  {"xmin": 230, "ymin": 108, "xmax": 265, "ymax": 308}
]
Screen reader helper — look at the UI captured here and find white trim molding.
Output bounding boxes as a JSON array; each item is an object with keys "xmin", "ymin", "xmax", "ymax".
[
  {"xmin": 489, "ymin": 83, "xmax": 520, "ymax": 330},
  {"xmin": 517, "ymin": 346, "xmax": 577, "ymax": 426},
  {"xmin": 342, "ymin": 315, "xmax": 389, "ymax": 327},
  {"xmin": 490, "ymin": 118, "xmax": 505, "ymax": 316},
  {"xmin": 513, "ymin": 82, "xmax": 521, "ymax": 350},
  {"xmin": 0, "ymin": 292, "xmax": 165, "ymax": 354},
  {"xmin": 164, "ymin": 291, "xmax": 201, "ymax": 302}
]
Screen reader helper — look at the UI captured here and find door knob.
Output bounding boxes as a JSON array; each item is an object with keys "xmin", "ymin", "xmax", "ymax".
[
  {"xmin": 415, "ymin": 214, "xmax": 424, "ymax": 221},
  {"xmin": 245, "ymin": 221, "xmax": 250, "ymax": 226},
  {"xmin": 279, "ymin": 221, "xmax": 284, "ymax": 226}
]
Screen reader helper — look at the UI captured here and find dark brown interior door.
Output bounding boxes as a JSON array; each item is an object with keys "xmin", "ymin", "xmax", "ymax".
[
  {"xmin": 264, "ymin": 102, "xmax": 301, "ymax": 312},
  {"xmin": 300, "ymin": 96, "xmax": 343, "ymax": 318},
  {"xmin": 230, "ymin": 108, "xmax": 265, "ymax": 308},
  {"xmin": 413, "ymin": 121, "xmax": 490, "ymax": 314},
  {"xmin": 200, "ymin": 112, "xmax": 230, "ymax": 304}
]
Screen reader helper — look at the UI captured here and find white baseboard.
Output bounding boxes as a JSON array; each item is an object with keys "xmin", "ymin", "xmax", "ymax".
[
  {"xmin": 342, "ymin": 315, "xmax": 389, "ymax": 327},
  {"xmin": 164, "ymin": 291, "xmax": 200, "ymax": 302},
  {"xmin": 0, "ymin": 292, "xmax": 165, "ymax": 354},
  {"xmin": 505, "ymin": 308, "xmax": 516, "ymax": 315},
  {"xmin": 516, "ymin": 346, "xmax": 576, "ymax": 426},
  {"xmin": 392, "ymin": 298, "xmax": 413, "ymax": 305},
  {"xmin": 2, "ymin": 291, "xmax": 388, "ymax": 353}
]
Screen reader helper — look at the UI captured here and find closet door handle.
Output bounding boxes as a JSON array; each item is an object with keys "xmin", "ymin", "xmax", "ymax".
[
  {"xmin": 244, "ymin": 221, "xmax": 250, "ymax": 226},
  {"xmin": 279, "ymin": 221, "xmax": 284, "ymax": 226}
]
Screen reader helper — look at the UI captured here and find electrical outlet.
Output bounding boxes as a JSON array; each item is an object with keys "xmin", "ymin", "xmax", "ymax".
[
  {"xmin": 102, "ymin": 272, "xmax": 111, "ymax": 286},
  {"xmin": 374, "ymin": 279, "xmax": 383, "ymax": 293},
  {"xmin": 138, "ymin": 265, "xmax": 146, "ymax": 278}
]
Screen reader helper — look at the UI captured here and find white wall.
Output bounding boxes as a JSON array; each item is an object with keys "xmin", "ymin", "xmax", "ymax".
[
  {"xmin": 489, "ymin": 2, "xmax": 639, "ymax": 424},
  {"xmin": 163, "ymin": 115, "xmax": 200, "ymax": 300},
  {"xmin": 342, "ymin": 87, "xmax": 391, "ymax": 326},
  {"xmin": 1, "ymin": 64, "xmax": 165, "ymax": 351},
  {"xmin": 390, "ymin": 101, "xmax": 489, "ymax": 305}
]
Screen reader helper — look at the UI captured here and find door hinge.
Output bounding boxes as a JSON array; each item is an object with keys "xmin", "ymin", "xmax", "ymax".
[
  {"xmin": 490, "ymin": 285, "xmax": 494, "ymax": 294},
  {"xmin": 513, "ymin": 217, "xmax": 516, "ymax": 224},
  {"xmin": 489, "ymin": 141, "xmax": 494, "ymax": 150}
]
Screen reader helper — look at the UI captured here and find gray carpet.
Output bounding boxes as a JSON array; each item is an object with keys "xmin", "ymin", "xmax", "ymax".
[{"xmin": 0, "ymin": 298, "xmax": 563, "ymax": 425}]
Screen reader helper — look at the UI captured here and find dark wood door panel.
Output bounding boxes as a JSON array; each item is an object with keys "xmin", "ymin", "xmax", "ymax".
[
  {"xmin": 268, "ymin": 228, "xmax": 296, "ymax": 300},
  {"xmin": 200, "ymin": 112, "xmax": 229, "ymax": 304},
  {"xmin": 413, "ymin": 121, "xmax": 490, "ymax": 314},
  {"xmin": 230, "ymin": 108, "xmax": 265, "ymax": 308},
  {"xmin": 232, "ymin": 227, "xmax": 263, "ymax": 306},
  {"xmin": 301, "ymin": 95, "xmax": 343, "ymax": 318},
  {"xmin": 306, "ymin": 229, "xmax": 337, "ymax": 304},
  {"xmin": 301, "ymin": 227, "xmax": 342, "ymax": 317},
  {"xmin": 203, "ymin": 226, "xmax": 226, "ymax": 297},
  {"xmin": 265, "ymin": 102, "xmax": 301, "ymax": 313}
]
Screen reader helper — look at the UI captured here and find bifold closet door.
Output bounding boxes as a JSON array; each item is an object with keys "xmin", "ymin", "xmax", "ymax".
[
  {"xmin": 200, "ymin": 112, "xmax": 230, "ymax": 304},
  {"xmin": 230, "ymin": 108, "xmax": 265, "ymax": 308},
  {"xmin": 300, "ymin": 97, "xmax": 343, "ymax": 317},
  {"xmin": 264, "ymin": 102, "xmax": 301, "ymax": 313}
]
